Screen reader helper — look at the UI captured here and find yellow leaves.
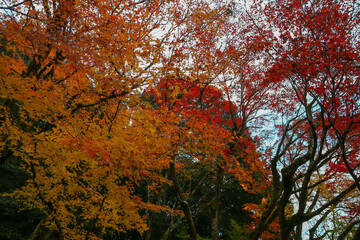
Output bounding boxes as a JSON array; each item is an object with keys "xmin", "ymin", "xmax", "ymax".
[
  {"xmin": 285, "ymin": 204, "xmax": 294, "ymax": 218},
  {"xmin": 171, "ymin": 85, "xmax": 181, "ymax": 98},
  {"xmin": 0, "ymin": 0, "xmax": 245, "ymax": 238},
  {"xmin": 240, "ymin": 184, "xmax": 249, "ymax": 192},
  {"xmin": 14, "ymin": 120, "xmax": 154, "ymax": 236}
]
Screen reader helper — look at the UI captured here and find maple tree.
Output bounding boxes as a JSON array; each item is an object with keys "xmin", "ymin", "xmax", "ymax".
[
  {"xmin": 143, "ymin": 77, "xmax": 232, "ymax": 240},
  {"xmin": 241, "ymin": 0, "xmax": 360, "ymax": 239},
  {"xmin": 0, "ymin": 0, "xmax": 237, "ymax": 239},
  {"xmin": 2, "ymin": 0, "xmax": 359, "ymax": 239},
  {"xmin": 142, "ymin": 72, "xmax": 271, "ymax": 239}
]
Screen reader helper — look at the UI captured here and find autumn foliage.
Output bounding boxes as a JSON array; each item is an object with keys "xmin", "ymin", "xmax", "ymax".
[{"xmin": 0, "ymin": 0, "xmax": 360, "ymax": 240}]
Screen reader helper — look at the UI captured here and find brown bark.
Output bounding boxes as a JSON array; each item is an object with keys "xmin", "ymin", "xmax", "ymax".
[
  {"xmin": 169, "ymin": 161, "xmax": 197, "ymax": 240},
  {"xmin": 211, "ymin": 168, "xmax": 221, "ymax": 240},
  {"xmin": 29, "ymin": 217, "xmax": 54, "ymax": 240}
]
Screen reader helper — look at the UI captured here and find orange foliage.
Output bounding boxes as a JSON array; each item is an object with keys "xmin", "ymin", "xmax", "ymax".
[{"xmin": 0, "ymin": 0, "xmax": 248, "ymax": 238}]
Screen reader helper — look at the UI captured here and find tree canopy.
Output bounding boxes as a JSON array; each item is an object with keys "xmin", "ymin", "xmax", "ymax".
[{"xmin": 0, "ymin": 0, "xmax": 359, "ymax": 240}]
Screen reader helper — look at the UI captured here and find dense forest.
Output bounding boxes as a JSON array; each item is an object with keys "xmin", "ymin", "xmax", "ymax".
[{"xmin": 0, "ymin": 0, "xmax": 359, "ymax": 239}]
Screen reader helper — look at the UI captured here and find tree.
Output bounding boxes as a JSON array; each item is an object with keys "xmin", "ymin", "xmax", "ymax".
[
  {"xmin": 240, "ymin": 0, "xmax": 360, "ymax": 239},
  {"xmin": 0, "ymin": 0, "xmax": 236, "ymax": 239},
  {"xmin": 142, "ymin": 68, "xmax": 269, "ymax": 240},
  {"xmin": 144, "ymin": 77, "xmax": 233, "ymax": 240},
  {"xmin": 3, "ymin": 0, "xmax": 359, "ymax": 239}
]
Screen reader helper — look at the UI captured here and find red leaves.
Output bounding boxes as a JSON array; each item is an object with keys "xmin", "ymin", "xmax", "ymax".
[{"xmin": 147, "ymin": 78, "xmax": 235, "ymax": 128}]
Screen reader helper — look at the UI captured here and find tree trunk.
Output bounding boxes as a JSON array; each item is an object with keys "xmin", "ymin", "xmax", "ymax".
[
  {"xmin": 211, "ymin": 208, "xmax": 218, "ymax": 240},
  {"xmin": 169, "ymin": 161, "xmax": 197, "ymax": 240},
  {"xmin": 280, "ymin": 225, "xmax": 292, "ymax": 240},
  {"xmin": 294, "ymin": 223, "xmax": 302, "ymax": 240},
  {"xmin": 211, "ymin": 168, "xmax": 221, "ymax": 240},
  {"xmin": 352, "ymin": 226, "xmax": 360, "ymax": 240},
  {"xmin": 159, "ymin": 218, "xmax": 182, "ymax": 240},
  {"xmin": 29, "ymin": 217, "xmax": 54, "ymax": 240}
]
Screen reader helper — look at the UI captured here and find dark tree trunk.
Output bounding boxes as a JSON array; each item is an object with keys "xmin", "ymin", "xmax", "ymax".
[
  {"xmin": 29, "ymin": 217, "xmax": 54, "ymax": 240},
  {"xmin": 211, "ymin": 168, "xmax": 221, "ymax": 240},
  {"xmin": 169, "ymin": 161, "xmax": 197, "ymax": 240}
]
